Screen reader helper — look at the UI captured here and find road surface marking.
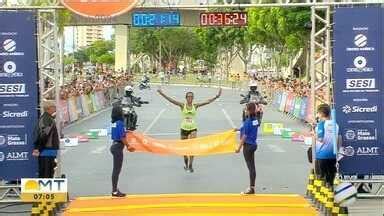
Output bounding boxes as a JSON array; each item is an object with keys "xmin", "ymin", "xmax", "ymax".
[
  {"xmin": 268, "ymin": 145, "xmax": 285, "ymax": 153},
  {"xmin": 144, "ymin": 108, "xmax": 166, "ymax": 134},
  {"xmin": 221, "ymin": 108, "xmax": 236, "ymax": 128},
  {"xmin": 91, "ymin": 146, "xmax": 107, "ymax": 154},
  {"xmin": 61, "ymin": 149, "xmax": 69, "ymax": 155}
]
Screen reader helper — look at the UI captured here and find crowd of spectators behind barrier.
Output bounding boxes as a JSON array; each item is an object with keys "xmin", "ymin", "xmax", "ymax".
[
  {"xmin": 55, "ymin": 66, "xmax": 327, "ymax": 103},
  {"xmin": 59, "ymin": 70, "xmax": 133, "ymax": 100},
  {"xmin": 255, "ymin": 75, "xmax": 327, "ymax": 103}
]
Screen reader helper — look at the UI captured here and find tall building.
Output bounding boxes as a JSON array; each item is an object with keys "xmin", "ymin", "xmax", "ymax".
[{"xmin": 75, "ymin": 26, "xmax": 103, "ymax": 50}]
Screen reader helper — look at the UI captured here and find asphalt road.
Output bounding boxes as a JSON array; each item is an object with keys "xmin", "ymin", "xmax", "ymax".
[{"xmin": 61, "ymin": 85, "xmax": 311, "ymax": 197}]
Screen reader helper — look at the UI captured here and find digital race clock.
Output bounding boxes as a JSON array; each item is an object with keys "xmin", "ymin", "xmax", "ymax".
[
  {"xmin": 132, "ymin": 12, "xmax": 181, "ymax": 27},
  {"xmin": 200, "ymin": 12, "xmax": 248, "ymax": 27}
]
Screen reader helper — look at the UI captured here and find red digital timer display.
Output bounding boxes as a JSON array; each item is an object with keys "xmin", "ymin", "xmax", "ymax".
[{"xmin": 200, "ymin": 12, "xmax": 248, "ymax": 27}]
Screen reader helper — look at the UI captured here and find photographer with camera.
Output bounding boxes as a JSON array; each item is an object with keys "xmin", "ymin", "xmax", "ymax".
[
  {"xmin": 119, "ymin": 85, "xmax": 149, "ymax": 131},
  {"xmin": 240, "ymin": 81, "xmax": 268, "ymax": 123}
]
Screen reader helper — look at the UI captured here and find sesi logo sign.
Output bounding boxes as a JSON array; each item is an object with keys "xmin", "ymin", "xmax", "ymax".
[
  {"xmin": 0, "ymin": 84, "xmax": 25, "ymax": 94},
  {"xmin": 346, "ymin": 79, "xmax": 375, "ymax": 89}
]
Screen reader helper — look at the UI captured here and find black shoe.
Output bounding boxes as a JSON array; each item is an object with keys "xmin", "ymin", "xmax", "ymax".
[
  {"xmin": 112, "ymin": 190, "xmax": 126, "ymax": 197},
  {"xmin": 241, "ymin": 187, "xmax": 255, "ymax": 195},
  {"xmin": 184, "ymin": 165, "xmax": 188, "ymax": 171},
  {"xmin": 188, "ymin": 167, "xmax": 194, "ymax": 173}
]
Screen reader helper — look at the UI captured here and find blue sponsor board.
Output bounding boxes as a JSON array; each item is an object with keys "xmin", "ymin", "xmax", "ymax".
[
  {"xmin": 0, "ymin": 11, "xmax": 39, "ymax": 180},
  {"xmin": 333, "ymin": 7, "xmax": 384, "ymax": 175}
]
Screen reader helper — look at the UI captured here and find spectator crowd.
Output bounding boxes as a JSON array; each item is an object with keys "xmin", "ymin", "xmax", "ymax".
[{"xmin": 59, "ymin": 69, "xmax": 132, "ymax": 100}]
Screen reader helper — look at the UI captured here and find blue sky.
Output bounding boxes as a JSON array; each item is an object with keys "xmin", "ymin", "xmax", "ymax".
[{"xmin": 64, "ymin": 25, "xmax": 114, "ymax": 54}]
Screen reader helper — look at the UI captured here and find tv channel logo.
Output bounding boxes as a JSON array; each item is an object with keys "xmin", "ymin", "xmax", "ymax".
[{"xmin": 21, "ymin": 179, "xmax": 67, "ymax": 193}]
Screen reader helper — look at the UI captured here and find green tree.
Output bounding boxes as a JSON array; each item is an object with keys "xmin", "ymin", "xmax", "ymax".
[
  {"xmin": 64, "ymin": 55, "xmax": 75, "ymax": 65},
  {"xmin": 247, "ymin": 7, "xmax": 310, "ymax": 73},
  {"xmin": 85, "ymin": 40, "xmax": 114, "ymax": 64},
  {"xmin": 73, "ymin": 49, "xmax": 89, "ymax": 63},
  {"xmin": 97, "ymin": 53, "xmax": 115, "ymax": 65},
  {"xmin": 130, "ymin": 28, "xmax": 202, "ymax": 70}
]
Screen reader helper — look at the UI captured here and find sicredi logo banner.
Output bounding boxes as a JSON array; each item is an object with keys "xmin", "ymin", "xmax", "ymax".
[
  {"xmin": 341, "ymin": 105, "xmax": 377, "ymax": 114},
  {"xmin": 21, "ymin": 179, "xmax": 67, "ymax": 193},
  {"xmin": 1, "ymin": 111, "xmax": 28, "ymax": 118}
]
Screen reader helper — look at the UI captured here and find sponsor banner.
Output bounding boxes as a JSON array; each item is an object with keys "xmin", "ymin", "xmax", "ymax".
[
  {"xmin": 59, "ymin": 100, "xmax": 70, "ymax": 124},
  {"xmin": 279, "ymin": 92, "xmax": 287, "ymax": 112},
  {"xmin": 61, "ymin": 137, "xmax": 79, "ymax": 147},
  {"xmin": 284, "ymin": 93, "xmax": 293, "ymax": 113},
  {"xmin": 86, "ymin": 94, "xmax": 94, "ymax": 114},
  {"xmin": 289, "ymin": 94, "xmax": 295, "ymax": 114},
  {"xmin": 294, "ymin": 97, "xmax": 302, "ymax": 118},
  {"xmin": 90, "ymin": 93, "xmax": 97, "ymax": 112},
  {"xmin": 80, "ymin": 95, "xmax": 90, "ymax": 116},
  {"xmin": 0, "ymin": 11, "xmax": 38, "ymax": 180},
  {"xmin": 333, "ymin": 7, "xmax": 384, "ymax": 175},
  {"xmin": 305, "ymin": 97, "xmax": 313, "ymax": 123},
  {"xmin": 126, "ymin": 130, "xmax": 237, "ymax": 156},
  {"xmin": 96, "ymin": 91, "xmax": 106, "ymax": 108},
  {"xmin": 276, "ymin": 92, "xmax": 282, "ymax": 108},
  {"xmin": 76, "ymin": 95, "xmax": 83, "ymax": 117},
  {"xmin": 272, "ymin": 93, "xmax": 278, "ymax": 108},
  {"xmin": 58, "ymin": 88, "xmax": 116, "ymax": 125},
  {"xmin": 300, "ymin": 97, "xmax": 308, "ymax": 120},
  {"xmin": 289, "ymin": 96, "xmax": 297, "ymax": 115},
  {"xmin": 68, "ymin": 97, "xmax": 79, "ymax": 122}
]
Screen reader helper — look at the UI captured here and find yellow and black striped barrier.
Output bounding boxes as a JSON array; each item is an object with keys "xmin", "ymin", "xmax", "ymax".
[
  {"xmin": 306, "ymin": 171, "xmax": 349, "ymax": 216},
  {"xmin": 306, "ymin": 169, "xmax": 315, "ymax": 199},
  {"xmin": 31, "ymin": 201, "xmax": 65, "ymax": 216}
]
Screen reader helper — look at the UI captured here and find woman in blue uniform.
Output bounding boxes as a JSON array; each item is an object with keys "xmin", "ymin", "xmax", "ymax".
[
  {"xmin": 236, "ymin": 103, "xmax": 260, "ymax": 194},
  {"xmin": 110, "ymin": 105, "xmax": 135, "ymax": 197}
]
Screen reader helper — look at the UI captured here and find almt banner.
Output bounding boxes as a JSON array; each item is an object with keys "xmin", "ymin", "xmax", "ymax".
[
  {"xmin": 333, "ymin": 7, "xmax": 384, "ymax": 175},
  {"xmin": 0, "ymin": 11, "xmax": 39, "ymax": 180}
]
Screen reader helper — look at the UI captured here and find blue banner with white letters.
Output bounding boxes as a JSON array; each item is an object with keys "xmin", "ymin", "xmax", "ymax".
[
  {"xmin": 333, "ymin": 7, "xmax": 384, "ymax": 175},
  {"xmin": 0, "ymin": 11, "xmax": 39, "ymax": 180}
]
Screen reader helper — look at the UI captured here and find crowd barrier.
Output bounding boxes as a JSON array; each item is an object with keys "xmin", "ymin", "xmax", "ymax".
[
  {"xmin": 59, "ymin": 87, "xmax": 123, "ymax": 126},
  {"xmin": 272, "ymin": 91, "xmax": 314, "ymax": 123}
]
